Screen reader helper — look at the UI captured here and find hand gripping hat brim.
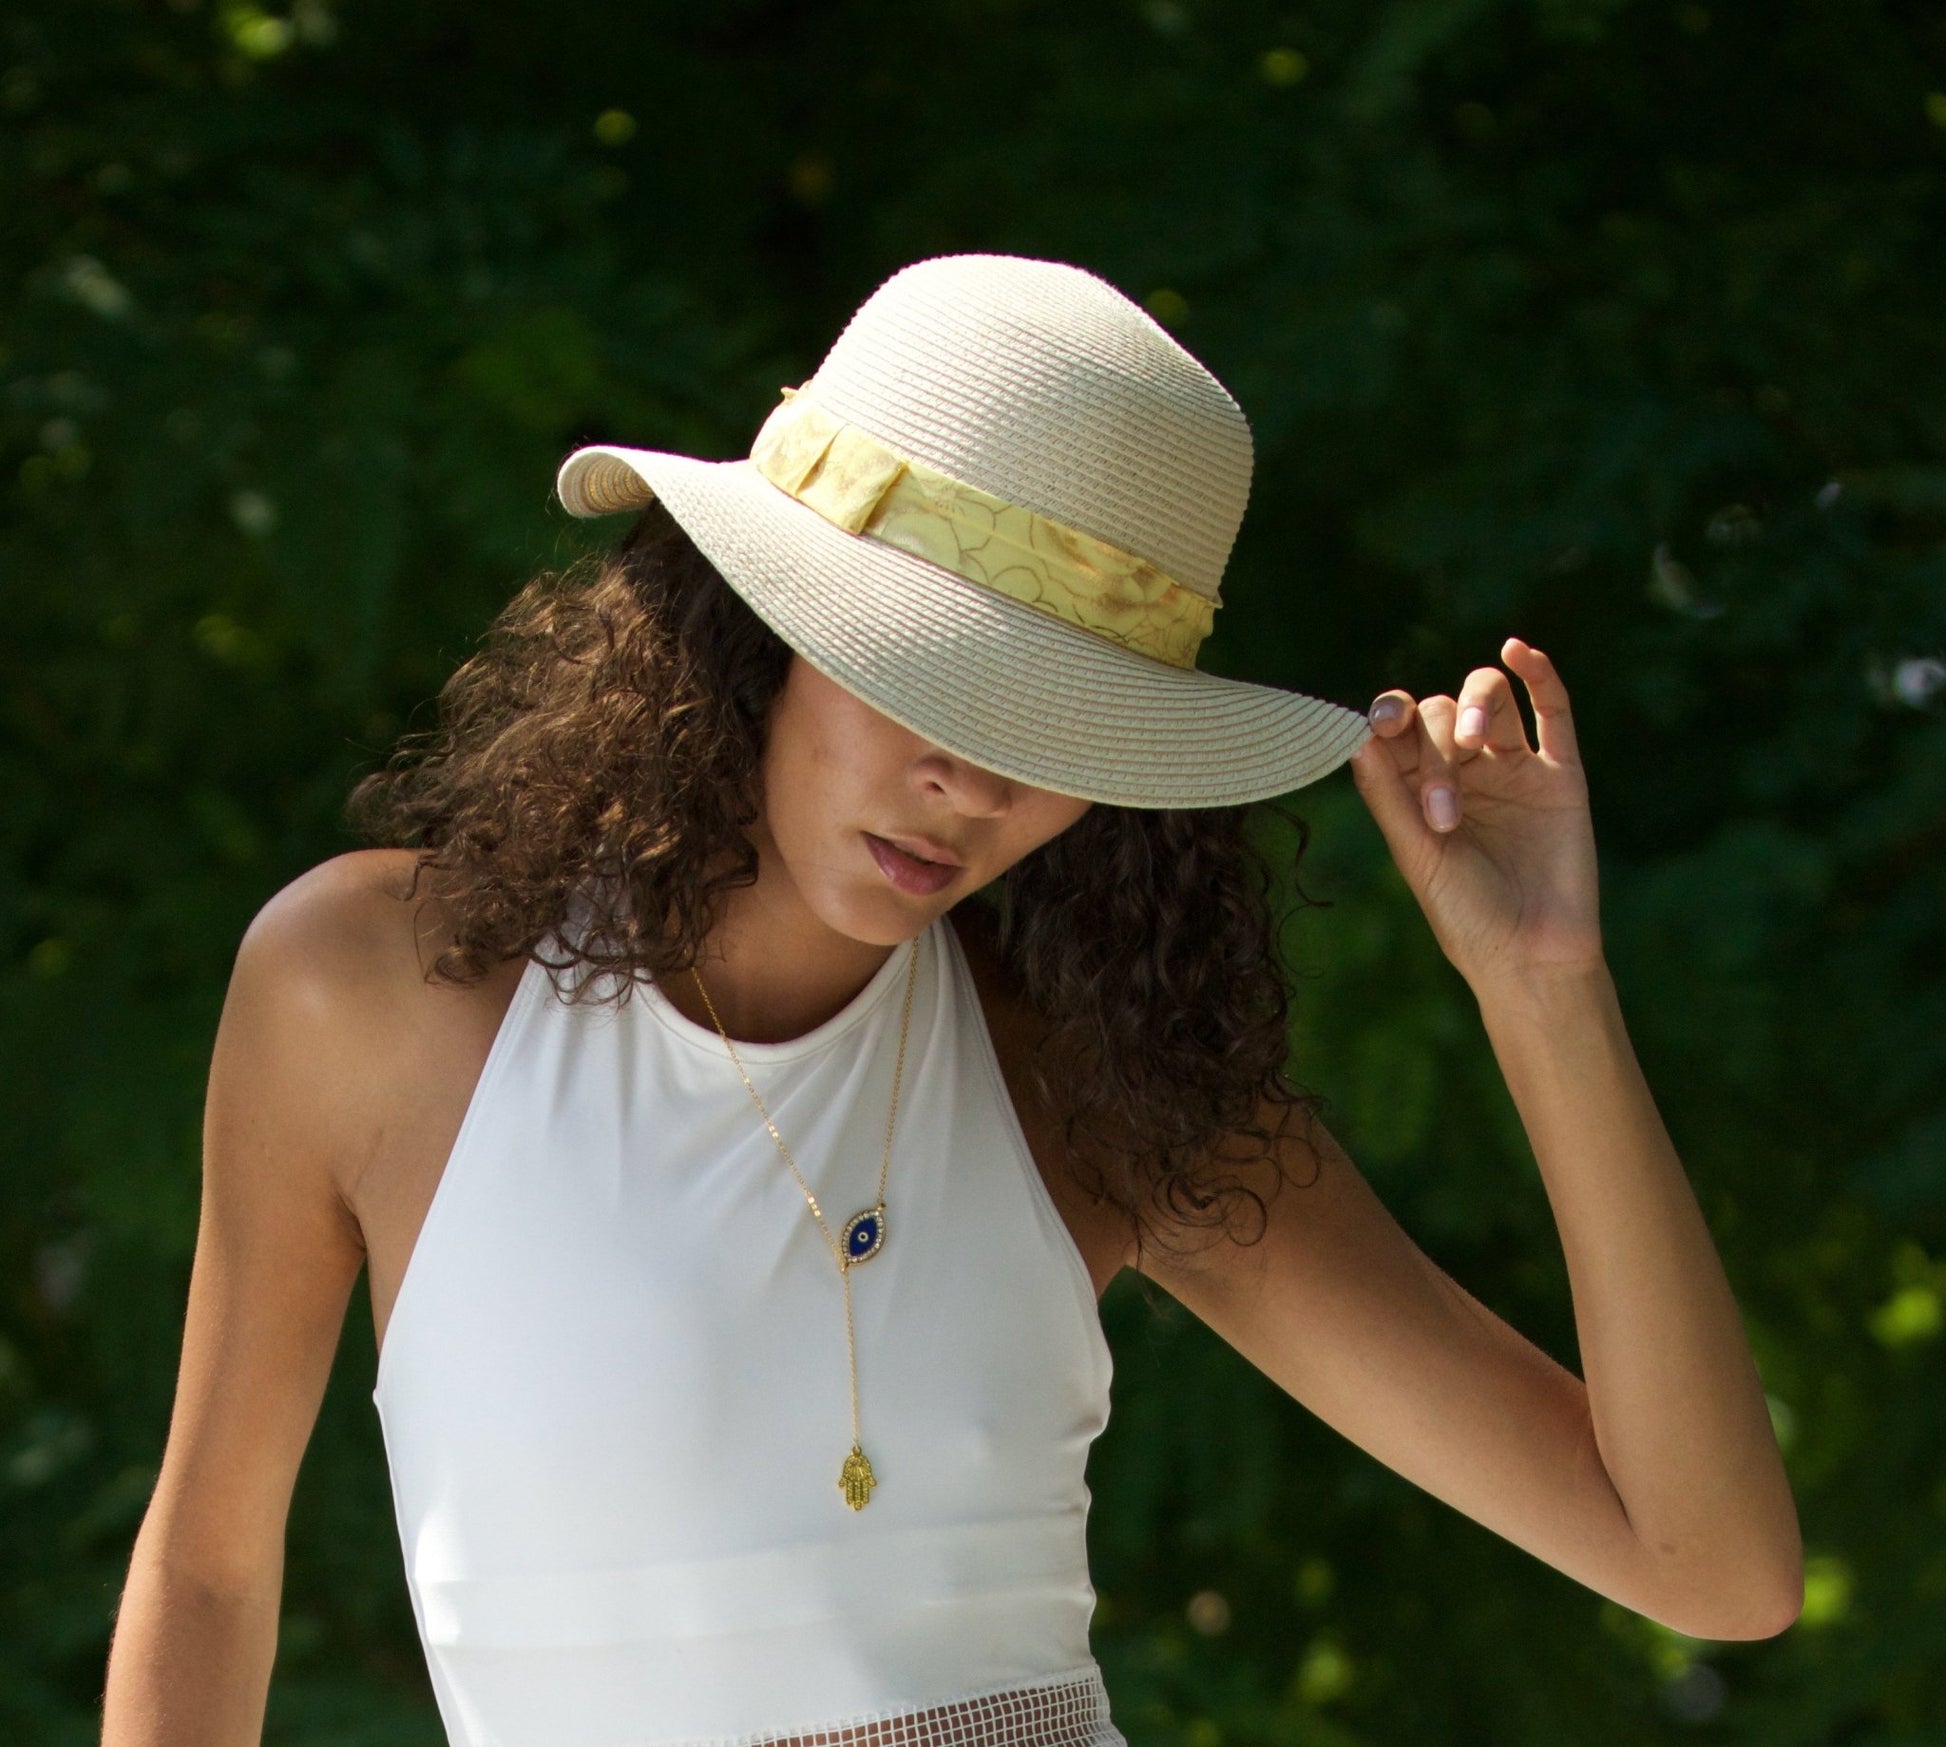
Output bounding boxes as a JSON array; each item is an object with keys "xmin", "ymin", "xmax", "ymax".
[{"xmin": 555, "ymin": 254, "xmax": 1373, "ymax": 809}]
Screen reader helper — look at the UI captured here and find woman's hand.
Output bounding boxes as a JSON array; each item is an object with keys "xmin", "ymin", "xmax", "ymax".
[{"xmin": 1347, "ymin": 636, "xmax": 1602, "ymax": 993}]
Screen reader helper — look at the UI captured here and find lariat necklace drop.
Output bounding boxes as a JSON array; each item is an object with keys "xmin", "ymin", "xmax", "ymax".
[{"xmin": 689, "ymin": 933, "xmax": 921, "ymax": 1510}]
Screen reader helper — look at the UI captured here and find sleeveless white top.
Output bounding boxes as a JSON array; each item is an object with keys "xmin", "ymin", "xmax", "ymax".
[{"xmin": 370, "ymin": 910, "xmax": 1123, "ymax": 1747}]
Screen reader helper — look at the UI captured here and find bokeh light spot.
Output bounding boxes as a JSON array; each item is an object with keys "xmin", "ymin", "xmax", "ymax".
[
  {"xmin": 1798, "ymin": 1554, "xmax": 1852, "ymax": 1628},
  {"xmin": 1294, "ymin": 1635, "xmax": 1353, "ymax": 1704},
  {"xmin": 1186, "ymin": 1589, "xmax": 1231, "ymax": 1635},
  {"xmin": 1259, "ymin": 47, "xmax": 1309, "ymax": 85},
  {"xmin": 1145, "ymin": 287, "xmax": 1189, "ymax": 326},
  {"xmin": 1869, "ymin": 1283, "xmax": 1942, "ymax": 1346},
  {"xmin": 595, "ymin": 109, "xmax": 637, "ymax": 146}
]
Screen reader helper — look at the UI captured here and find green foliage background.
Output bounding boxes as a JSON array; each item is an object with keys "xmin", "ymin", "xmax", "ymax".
[{"xmin": 4, "ymin": 0, "xmax": 1943, "ymax": 1740}]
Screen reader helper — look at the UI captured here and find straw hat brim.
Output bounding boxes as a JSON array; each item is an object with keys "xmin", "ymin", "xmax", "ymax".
[{"xmin": 557, "ymin": 444, "xmax": 1373, "ymax": 809}]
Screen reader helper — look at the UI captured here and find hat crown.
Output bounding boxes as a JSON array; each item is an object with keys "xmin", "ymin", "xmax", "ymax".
[{"xmin": 795, "ymin": 254, "xmax": 1252, "ymax": 605}]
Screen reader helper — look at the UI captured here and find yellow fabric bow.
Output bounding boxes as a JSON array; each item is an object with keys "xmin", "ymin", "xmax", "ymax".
[{"xmin": 747, "ymin": 385, "xmax": 1215, "ymax": 670}]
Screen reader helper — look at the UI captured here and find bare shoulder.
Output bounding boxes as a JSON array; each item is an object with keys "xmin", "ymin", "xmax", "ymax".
[
  {"xmin": 235, "ymin": 847, "xmax": 526, "ymax": 1209},
  {"xmin": 946, "ymin": 902, "xmax": 1135, "ymax": 1296},
  {"xmin": 207, "ymin": 845, "xmax": 456, "ymax": 1276},
  {"xmin": 246, "ymin": 853, "xmax": 531, "ymax": 1353},
  {"xmin": 243, "ymin": 846, "xmax": 455, "ymax": 1015},
  {"xmin": 236, "ymin": 846, "xmax": 419, "ymax": 1079},
  {"xmin": 137, "ymin": 848, "xmax": 484, "ymax": 1596}
]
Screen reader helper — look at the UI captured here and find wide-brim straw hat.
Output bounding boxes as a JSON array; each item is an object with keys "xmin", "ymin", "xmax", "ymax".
[{"xmin": 555, "ymin": 252, "xmax": 1373, "ymax": 808}]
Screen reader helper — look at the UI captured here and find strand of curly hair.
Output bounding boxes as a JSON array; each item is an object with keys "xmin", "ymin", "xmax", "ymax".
[{"xmin": 344, "ymin": 499, "xmax": 1333, "ymax": 1270}]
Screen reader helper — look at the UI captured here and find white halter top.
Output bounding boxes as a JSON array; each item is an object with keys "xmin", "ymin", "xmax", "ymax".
[{"xmin": 370, "ymin": 909, "xmax": 1122, "ymax": 1747}]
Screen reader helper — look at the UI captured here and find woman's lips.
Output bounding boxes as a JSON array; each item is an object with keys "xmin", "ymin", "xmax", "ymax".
[{"xmin": 864, "ymin": 832, "xmax": 960, "ymax": 896}]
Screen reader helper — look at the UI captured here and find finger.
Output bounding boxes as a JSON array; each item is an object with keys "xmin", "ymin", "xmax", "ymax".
[
  {"xmin": 1366, "ymin": 689, "xmax": 1418, "ymax": 742},
  {"xmin": 1413, "ymin": 695, "xmax": 1463, "ymax": 832},
  {"xmin": 1362, "ymin": 690, "xmax": 1425, "ymax": 785},
  {"xmin": 1453, "ymin": 665, "xmax": 1530, "ymax": 755},
  {"xmin": 1500, "ymin": 637, "xmax": 1580, "ymax": 766},
  {"xmin": 1348, "ymin": 731, "xmax": 1435, "ymax": 851}
]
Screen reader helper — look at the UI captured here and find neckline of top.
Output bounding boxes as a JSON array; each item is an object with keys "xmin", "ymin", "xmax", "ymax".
[{"xmin": 640, "ymin": 918, "xmax": 935, "ymax": 1064}]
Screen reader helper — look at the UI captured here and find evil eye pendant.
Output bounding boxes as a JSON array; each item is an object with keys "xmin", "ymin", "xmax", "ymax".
[{"xmin": 841, "ymin": 1205, "xmax": 886, "ymax": 1265}]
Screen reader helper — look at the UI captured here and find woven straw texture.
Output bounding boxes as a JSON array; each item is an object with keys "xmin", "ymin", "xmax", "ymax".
[{"xmin": 556, "ymin": 253, "xmax": 1372, "ymax": 808}]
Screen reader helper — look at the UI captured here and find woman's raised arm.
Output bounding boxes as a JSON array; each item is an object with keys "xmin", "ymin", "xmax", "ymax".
[{"xmin": 1142, "ymin": 639, "xmax": 1800, "ymax": 1643}]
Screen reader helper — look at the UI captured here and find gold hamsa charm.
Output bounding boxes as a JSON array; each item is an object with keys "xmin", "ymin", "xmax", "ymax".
[{"xmin": 838, "ymin": 1443, "xmax": 877, "ymax": 1510}]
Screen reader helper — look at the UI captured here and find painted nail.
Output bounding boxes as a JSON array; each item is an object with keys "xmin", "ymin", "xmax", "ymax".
[
  {"xmin": 1428, "ymin": 786, "xmax": 1458, "ymax": 829},
  {"xmin": 1370, "ymin": 697, "xmax": 1402, "ymax": 724},
  {"xmin": 1458, "ymin": 706, "xmax": 1486, "ymax": 739}
]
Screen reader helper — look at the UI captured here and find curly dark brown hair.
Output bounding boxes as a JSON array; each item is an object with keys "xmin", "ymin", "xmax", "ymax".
[{"xmin": 344, "ymin": 499, "xmax": 1333, "ymax": 1268}]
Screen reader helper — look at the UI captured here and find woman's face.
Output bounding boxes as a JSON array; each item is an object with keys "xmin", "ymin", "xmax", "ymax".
[{"xmin": 756, "ymin": 654, "xmax": 1092, "ymax": 945}]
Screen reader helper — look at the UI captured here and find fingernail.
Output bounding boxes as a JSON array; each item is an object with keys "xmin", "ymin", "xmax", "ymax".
[
  {"xmin": 1370, "ymin": 697, "xmax": 1402, "ymax": 724},
  {"xmin": 1458, "ymin": 706, "xmax": 1486, "ymax": 739},
  {"xmin": 1428, "ymin": 786, "xmax": 1457, "ymax": 829}
]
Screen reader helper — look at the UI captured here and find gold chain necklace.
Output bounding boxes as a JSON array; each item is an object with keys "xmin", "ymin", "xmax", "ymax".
[{"xmin": 688, "ymin": 933, "xmax": 921, "ymax": 1510}]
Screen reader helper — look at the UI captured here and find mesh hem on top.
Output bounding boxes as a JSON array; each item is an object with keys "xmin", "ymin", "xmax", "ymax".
[{"xmin": 631, "ymin": 1664, "xmax": 1124, "ymax": 1747}]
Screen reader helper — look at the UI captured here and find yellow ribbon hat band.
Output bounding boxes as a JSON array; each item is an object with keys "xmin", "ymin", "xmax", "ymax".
[{"xmin": 747, "ymin": 385, "xmax": 1215, "ymax": 671}]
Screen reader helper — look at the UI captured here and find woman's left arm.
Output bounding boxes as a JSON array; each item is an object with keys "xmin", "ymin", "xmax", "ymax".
[
  {"xmin": 1469, "ymin": 949, "xmax": 1803, "ymax": 1622},
  {"xmin": 1354, "ymin": 637, "xmax": 1802, "ymax": 1627},
  {"xmin": 1141, "ymin": 638, "xmax": 1800, "ymax": 1643}
]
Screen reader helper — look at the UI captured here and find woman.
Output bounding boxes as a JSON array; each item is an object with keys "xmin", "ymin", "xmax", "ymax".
[{"xmin": 102, "ymin": 254, "xmax": 1801, "ymax": 1746}]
